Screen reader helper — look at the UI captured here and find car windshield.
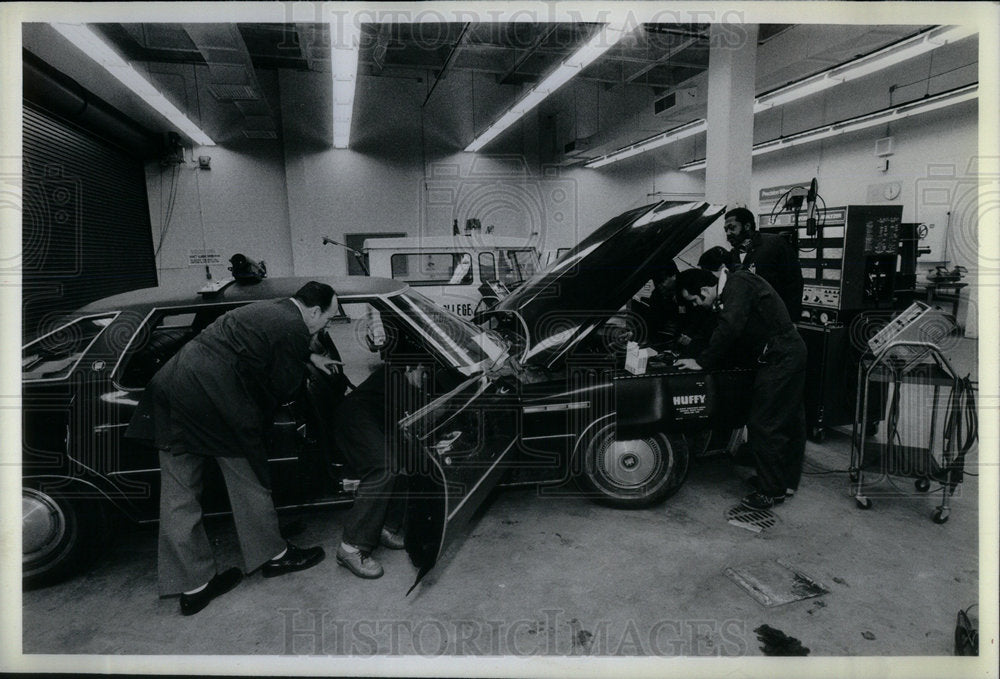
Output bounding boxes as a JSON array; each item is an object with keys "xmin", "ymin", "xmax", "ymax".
[
  {"xmin": 386, "ymin": 289, "xmax": 507, "ymax": 375},
  {"xmin": 22, "ymin": 314, "xmax": 117, "ymax": 381}
]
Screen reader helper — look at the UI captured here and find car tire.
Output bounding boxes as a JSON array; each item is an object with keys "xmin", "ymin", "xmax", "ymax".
[
  {"xmin": 577, "ymin": 424, "xmax": 690, "ymax": 509},
  {"xmin": 22, "ymin": 487, "xmax": 108, "ymax": 589}
]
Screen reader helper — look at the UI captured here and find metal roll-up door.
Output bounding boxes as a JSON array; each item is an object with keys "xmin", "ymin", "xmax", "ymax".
[{"xmin": 22, "ymin": 102, "xmax": 158, "ymax": 341}]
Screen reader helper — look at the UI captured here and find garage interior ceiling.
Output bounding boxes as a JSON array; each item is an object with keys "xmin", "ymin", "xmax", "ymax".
[{"xmin": 24, "ymin": 21, "xmax": 945, "ymax": 163}]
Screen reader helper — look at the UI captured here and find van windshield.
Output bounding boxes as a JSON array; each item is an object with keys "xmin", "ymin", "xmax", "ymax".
[
  {"xmin": 480, "ymin": 249, "xmax": 540, "ymax": 288},
  {"xmin": 505, "ymin": 249, "xmax": 539, "ymax": 284}
]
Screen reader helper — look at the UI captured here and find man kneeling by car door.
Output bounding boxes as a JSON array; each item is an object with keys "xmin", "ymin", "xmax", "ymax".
[
  {"xmin": 672, "ymin": 267, "xmax": 807, "ymax": 510},
  {"xmin": 333, "ymin": 362, "xmax": 430, "ymax": 578},
  {"xmin": 127, "ymin": 281, "xmax": 341, "ymax": 615}
]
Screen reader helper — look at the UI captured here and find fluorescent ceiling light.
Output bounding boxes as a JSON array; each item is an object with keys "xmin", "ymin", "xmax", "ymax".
[
  {"xmin": 593, "ymin": 24, "xmax": 975, "ymax": 169},
  {"xmin": 678, "ymin": 159, "xmax": 707, "ymax": 172},
  {"xmin": 331, "ymin": 17, "xmax": 361, "ymax": 149},
  {"xmin": 465, "ymin": 23, "xmax": 634, "ymax": 153},
  {"xmin": 584, "ymin": 120, "xmax": 706, "ymax": 168},
  {"xmin": 753, "ymin": 25, "xmax": 975, "ymax": 113},
  {"xmin": 50, "ymin": 23, "xmax": 215, "ymax": 147},
  {"xmin": 680, "ymin": 83, "xmax": 977, "ymax": 171}
]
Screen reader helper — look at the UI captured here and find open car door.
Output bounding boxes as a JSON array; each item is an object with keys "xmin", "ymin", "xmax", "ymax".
[{"xmin": 399, "ymin": 371, "xmax": 520, "ymax": 591}]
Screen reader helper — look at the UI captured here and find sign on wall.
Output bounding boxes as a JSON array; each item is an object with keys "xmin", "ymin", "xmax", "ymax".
[
  {"xmin": 759, "ymin": 181, "xmax": 810, "ymax": 203},
  {"xmin": 188, "ymin": 248, "xmax": 221, "ymax": 265}
]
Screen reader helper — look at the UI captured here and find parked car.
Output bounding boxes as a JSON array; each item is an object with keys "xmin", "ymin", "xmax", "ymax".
[
  {"xmin": 400, "ymin": 201, "xmax": 753, "ymax": 584},
  {"xmin": 21, "ymin": 201, "xmax": 751, "ymax": 589}
]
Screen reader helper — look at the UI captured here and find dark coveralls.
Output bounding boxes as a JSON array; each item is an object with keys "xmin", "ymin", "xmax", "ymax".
[
  {"xmin": 127, "ymin": 298, "xmax": 313, "ymax": 595},
  {"xmin": 697, "ymin": 270, "xmax": 807, "ymax": 497},
  {"xmin": 642, "ymin": 282, "xmax": 718, "ymax": 358},
  {"xmin": 731, "ymin": 232, "xmax": 804, "ymax": 321},
  {"xmin": 334, "ymin": 364, "xmax": 423, "ymax": 553}
]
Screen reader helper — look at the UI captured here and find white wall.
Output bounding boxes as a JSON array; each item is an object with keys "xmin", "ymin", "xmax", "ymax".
[
  {"xmin": 582, "ymin": 35, "xmax": 980, "ymax": 334},
  {"xmin": 275, "ymin": 66, "xmax": 708, "ymax": 275},
  {"xmin": 144, "ymin": 139, "xmax": 293, "ymax": 289},
  {"xmin": 749, "ymin": 102, "xmax": 980, "ymax": 335}
]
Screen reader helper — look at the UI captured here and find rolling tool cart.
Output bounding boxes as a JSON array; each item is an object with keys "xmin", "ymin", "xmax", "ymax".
[{"xmin": 849, "ymin": 303, "xmax": 977, "ymax": 523}]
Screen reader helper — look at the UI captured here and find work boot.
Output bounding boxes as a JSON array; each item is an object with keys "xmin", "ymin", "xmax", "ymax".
[{"xmin": 336, "ymin": 543, "xmax": 384, "ymax": 579}]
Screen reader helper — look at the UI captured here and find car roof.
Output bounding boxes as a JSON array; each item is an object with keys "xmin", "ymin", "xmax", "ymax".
[{"xmin": 76, "ymin": 275, "xmax": 407, "ymax": 313}]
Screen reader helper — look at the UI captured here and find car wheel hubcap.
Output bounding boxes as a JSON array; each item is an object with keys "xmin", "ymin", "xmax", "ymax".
[
  {"xmin": 600, "ymin": 438, "xmax": 664, "ymax": 489},
  {"xmin": 22, "ymin": 489, "xmax": 66, "ymax": 561}
]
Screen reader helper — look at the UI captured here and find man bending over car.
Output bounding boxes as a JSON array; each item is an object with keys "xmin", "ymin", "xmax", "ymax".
[
  {"xmin": 672, "ymin": 267, "xmax": 807, "ymax": 510},
  {"xmin": 128, "ymin": 281, "xmax": 341, "ymax": 615}
]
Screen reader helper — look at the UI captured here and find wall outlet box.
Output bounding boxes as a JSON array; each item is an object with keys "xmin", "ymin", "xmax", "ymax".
[{"xmin": 875, "ymin": 136, "xmax": 894, "ymax": 157}]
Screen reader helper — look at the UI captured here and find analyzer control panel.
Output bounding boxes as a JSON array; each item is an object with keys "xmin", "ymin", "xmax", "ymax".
[{"xmin": 761, "ymin": 204, "xmax": 903, "ymax": 324}]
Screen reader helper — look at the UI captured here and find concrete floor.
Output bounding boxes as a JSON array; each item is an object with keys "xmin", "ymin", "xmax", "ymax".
[
  {"xmin": 17, "ymin": 338, "xmax": 988, "ymax": 672},
  {"xmin": 21, "ymin": 436, "xmax": 979, "ymax": 658}
]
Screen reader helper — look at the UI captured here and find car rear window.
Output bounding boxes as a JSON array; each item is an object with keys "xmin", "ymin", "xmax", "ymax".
[
  {"xmin": 22, "ymin": 314, "xmax": 117, "ymax": 381},
  {"xmin": 116, "ymin": 305, "xmax": 235, "ymax": 389}
]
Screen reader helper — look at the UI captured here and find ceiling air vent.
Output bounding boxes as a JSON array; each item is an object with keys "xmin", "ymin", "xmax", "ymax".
[
  {"xmin": 654, "ymin": 92, "xmax": 676, "ymax": 115},
  {"xmin": 563, "ymin": 136, "xmax": 593, "ymax": 156},
  {"xmin": 654, "ymin": 87, "xmax": 697, "ymax": 115},
  {"xmin": 243, "ymin": 130, "xmax": 278, "ymax": 139}
]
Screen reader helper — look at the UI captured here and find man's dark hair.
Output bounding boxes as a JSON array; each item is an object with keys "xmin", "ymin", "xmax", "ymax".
[
  {"xmin": 675, "ymin": 268, "xmax": 719, "ymax": 297},
  {"xmin": 698, "ymin": 246, "xmax": 731, "ymax": 272},
  {"xmin": 294, "ymin": 281, "xmax": 336, "ymax": 311},
  {"xmin": 651, "ymin": 259, "xmax": 680, "ymax": 283},
  {"xmin": 725, "ymin": 207, "xmax": 756, "ymax": 230}
]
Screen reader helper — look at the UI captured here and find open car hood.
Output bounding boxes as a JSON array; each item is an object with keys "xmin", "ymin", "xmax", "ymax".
[{"xmin": 492, "ymin": 201, "xmax": 725, "ymax": 368}]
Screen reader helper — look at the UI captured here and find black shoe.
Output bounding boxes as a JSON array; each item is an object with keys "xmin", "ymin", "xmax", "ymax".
[
  {"xmin": 261, "ymin": 542, "xmax": 325, "ymax": 578},
  {"xmin": 747, "ymin": 476, "xmax": 795, "ymax": 498},
  {"xmin": 179, "ymin": 567, "xmax": 242, "ymax": 616},
  {"xmin": 380, "ymin": 527, "xmax": 405, "ymax": 550},
  {"xmin": 741, "ymin": 490, "xmax": 785, "ymax": 511}
]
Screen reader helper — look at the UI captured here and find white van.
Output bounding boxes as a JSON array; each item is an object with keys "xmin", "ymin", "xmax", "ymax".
[{"xmin": 363, "ymin": 235, "xmax": 541, "ymax": 317}]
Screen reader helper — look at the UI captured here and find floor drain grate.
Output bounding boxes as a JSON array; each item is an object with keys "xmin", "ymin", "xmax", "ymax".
[{"xmin": 726, "ymin": 505, "xmax": 779, "ymax": 533}]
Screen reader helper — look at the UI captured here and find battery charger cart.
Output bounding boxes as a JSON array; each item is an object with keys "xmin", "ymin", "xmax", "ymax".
[{"xmin": 849, "ymin": 303, "xmax": 977, "ymax": 523}]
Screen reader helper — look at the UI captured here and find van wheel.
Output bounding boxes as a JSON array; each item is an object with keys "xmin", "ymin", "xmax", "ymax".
[
  {"xmin": 577, "ymin": 424, "xmax": 689, "ymax": 508},
  {"xmin": 22, "ymin": 488, "xmax": 108, "ymax": 589}
]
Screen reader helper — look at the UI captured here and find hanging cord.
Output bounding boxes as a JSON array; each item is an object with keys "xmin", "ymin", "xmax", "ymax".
[
  {"xmin": 877, "ymin": 374, "xmax": 910, "ymax": 493},
  {"xmin": 879, "ymin": 369, "xmax": 978, "ymax": 494},
  {"xmin": 940, "ymin": 373, "xmax": 978, "ymax": 489},
  {"xmin": 768, "ymin": 186, "xmax": 799, "ymax": 223},
  {"xmin": 155, "ymin": 163, "xmax": 180, "ymax": 258},
  {"xmin": 924, "ymin": 49, "xmax": 935, "ymax": 99},
  {"xmin": 764, "ymin": 186, "xmax": 821, "ymax": 254}
]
